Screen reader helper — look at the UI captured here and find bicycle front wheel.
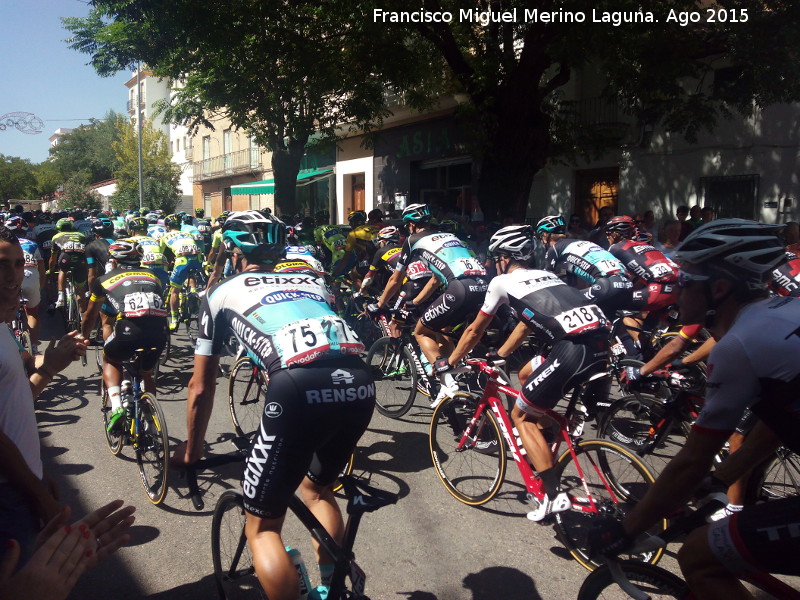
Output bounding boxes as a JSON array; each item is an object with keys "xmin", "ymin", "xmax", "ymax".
[
  {"xmin": 135, "ymin": 393, "xmax": 170, "ymax": 505},
  {"xmin": 429, "ymin": 392, "xmax": 506, "ymax": 505},
  {"xmin": 228, "ymin": 357, "xmax": 268, "ymax": 438},
  {"xmin": 554, "ymin": 439, "xmax": 665, "ymax": 571},
  {"xmin": 366, "ymin": 336, "xmax": 418, "ymax": 418},
  {"xmin": 212, "ymin": 491, "xmax": 266, "ymax": 600},
  {"xmin": 577, "ymin": 561, "xmax": 690, "ymax": 600}
]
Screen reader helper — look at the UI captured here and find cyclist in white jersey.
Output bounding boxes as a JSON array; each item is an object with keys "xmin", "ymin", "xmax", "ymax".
[
  {"xmin": 589, "ymin": 219, "xmax": 800, "ymax": 600},
  {"xmin": 170, "ymin": 210, "xmax": 373, "ymax": 600}
]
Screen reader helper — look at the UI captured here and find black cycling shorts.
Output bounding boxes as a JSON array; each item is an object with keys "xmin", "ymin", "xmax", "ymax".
[
  {"xmin": 241, "ymin": 356, "xmax": 375, "ymax": 519},
  {"xmin": 707, "ymin": 495, "xmax": 800, "ymax": 575},
  {"xmin": 420, "ymin": 277, "xmax": 488, "ymax": 331},
  {"xmin": 582, "ymin": 275, "xmax": 634, "ymax": 318},
  {"xmin": 518, "ymin": 332, "xmax": 609, "ymax": 415},
  {"xmin": 58, "ymin": 254, "xmax": 88, "ymax": 284},
  {"xmin": 103, "ymin": 317, "xmax": 168, "ymax": 371}
]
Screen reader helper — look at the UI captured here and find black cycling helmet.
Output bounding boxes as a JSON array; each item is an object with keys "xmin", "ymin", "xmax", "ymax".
[
  {"xmin": 535, "ymin": 215, "xmax": 565, "ymax": 236},
  {"xmin": 92, "ymin": 218, "xmax": 114, "ymax": 237},
  {"xmin": 127, "ymin": 216, "xmax": 149, "ymax": 234},
  {"xmin": 182, "ymin": 214, "xmax": 194, "ymax": 225},
  {"xmin": 108, "ymin": 239, "xmax": 142, "ymax": 266},
  {"xmin": 223, "ymin": 210, "xmax": 286, "ymax": 263},
  {"xmin": 401, "ymin": 203, "xmax": 431, "ymax": 224},
  {"xmin": 604, "ymin": 215, "xmax": 637, "ymax": 239},
  {"xmin": 164, "ymin": 214, "xmax": 180, "ymax": 229},
  {"xmin": 348, "ymin": 210, "xmax": 367, "ymax": 226}
]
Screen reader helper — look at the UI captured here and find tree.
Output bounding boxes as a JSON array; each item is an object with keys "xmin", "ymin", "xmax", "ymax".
[
  {"xmin": 0, "ymin": 155, "xmax": 37, "ymax": 203},
  {"xmin": 54, "ymin": 174, "xmax": 102, "ymax": 211},
  {"xmin": 63, "ymin": 2, "xmax": 429, "ymax": 215},
  {"xmin": 110, "ymin": 116, "xmax": 180, "ymax": 214},
  {"xmin": 48, "ymin": 111, "xmax": 125, "ymax": 184}
]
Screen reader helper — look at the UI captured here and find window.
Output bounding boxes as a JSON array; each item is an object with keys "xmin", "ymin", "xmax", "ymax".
[{"xmin": 700, "ymin": 174, "xmax": 759, "ymax": 220}]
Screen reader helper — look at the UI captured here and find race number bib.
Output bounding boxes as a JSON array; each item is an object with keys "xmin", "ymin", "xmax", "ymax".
[
  {"xmin": 453, "ymin": 257, "xmax": 486, "ymax": 277},
  {"xmin": 405, "ymin": 261, "xmax": 430, "ymax": 280},
  {"xmin": 141, "ymin": 251, "xmax": 163, "ymax": 264},
  {"xmin": 123, "ymin": 291, "xmax": 167, "ymax": 318},
  {"xmin": 596, "ymin": 259, "xmax": 623, "ymax": 275},
  {"xmin": 554, "ymin": 306, "xmax": 604, "ymax": 336},
  {"xmin": 275, "ymin": 317, "xmax": 363, "ymax": 366},
  {"xmin": 649, "ymin": 262, "xmax": 674, "ymax": 280}
]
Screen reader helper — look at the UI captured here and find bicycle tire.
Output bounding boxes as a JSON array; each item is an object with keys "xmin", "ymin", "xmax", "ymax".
[
  {"xmin": 746, "ymin": 447, "xmax": 800, "ymax": 503},
  {"xmin": 598, "ymin": 394, "xmax": 687, "ymax": 477},
  {"xmin": 228, "ymin": 357, "xmax": 268, "ymax": 438},
  {"xmin": 553, "ymin": 439, "xmax": 665, "ymax": 571},
  {"xmin": 19, "ymin": 330, "xmax": 33, "ymax": 358},
  {"xmin": 186, "ymin": 316, "xmax": 200, "ymax": 345},
  {"xmin": 366, "ymin": 336, "xmax": 418, "ymax": 418},
  {"xmin": 577, "ymin": 561, "xmax": 690, "ymax": 600},
  {"xmin": 211, "ymin": 491, "xmax": 266, "ymax": 600},
  {"xmin": 135, "ymin": 393, "xmax": 170, "ymax": 505},
  {"xmin": 101, "ymin": 381, "xmax": 124, "ymax": 456},
  {"xmin": 429, "ymin": 392, "xmax": 506, "ymax": 506}
]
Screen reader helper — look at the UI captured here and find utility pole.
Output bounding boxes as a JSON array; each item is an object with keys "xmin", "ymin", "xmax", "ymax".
[{"xmin": 136, "ymin": 63, "xmax": 145, "ymax": 210}]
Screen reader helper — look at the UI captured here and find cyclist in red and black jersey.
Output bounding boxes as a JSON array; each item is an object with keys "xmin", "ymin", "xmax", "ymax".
[{"xmin": 768, "ymin": 250, "xmax": 800, "ymax": 297}]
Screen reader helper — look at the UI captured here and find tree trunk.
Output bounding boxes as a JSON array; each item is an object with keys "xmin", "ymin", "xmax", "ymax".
[{"xmin": 271, "ymin": 136, "xmax": 307, "ymax": 216}]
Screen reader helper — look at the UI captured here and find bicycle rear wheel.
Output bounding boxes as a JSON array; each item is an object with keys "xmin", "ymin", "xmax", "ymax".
[
  {"xmin": 554, "ymin": 439, "xmax": 665, "ymax": 571},
  {"xmin": 212, "ymin": 491, "xmax": 266, "ymax": 600},
  {"xmin": 228, "ymin": 357, "xmax": 268, "ymax": 438},
  {"xmin": 429, "ymin": 392, "xmax": 506, "ymax": 505},
  {"xmin": 577, "ymin": 561, "xmax": 690, "ymax": 600},
  {"xmin": 366, "ymin": 336, "xmax": 418, "ymax": 418},
  {"xmin": 101, "ymin": 381, "xmax": 124, "ymax": 456},
  {"xmin": 135, "ymin": 393, "xmax": 170, "ymax": 505},
  {"xmin": 746, "ymin": 447, "xmax": 800, "ymax": 503}
]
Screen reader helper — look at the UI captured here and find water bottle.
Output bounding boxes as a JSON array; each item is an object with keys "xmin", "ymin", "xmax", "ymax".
[{"xmin": 285, "ymin": 546, "xmax": 311, "ymax": 600}]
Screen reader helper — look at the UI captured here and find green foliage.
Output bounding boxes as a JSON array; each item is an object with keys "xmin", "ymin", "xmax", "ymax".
[
  {"xmin": 0, "ymin": 155, "xmax": 37, "ymax": 202},
  {"xmin": 54, "ymin": 175, "xmax": 102, "ymax": 211},
  {"xmin": 110, "ymin": 116, "xmax": 180, "ymax": 214},
  {"xmin": 48, "ymin": 111, "xmax": 125, "ymax": 183}
]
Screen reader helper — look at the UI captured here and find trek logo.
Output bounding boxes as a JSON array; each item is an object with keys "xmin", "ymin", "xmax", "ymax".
[
  {"xmin": 532, "ymin": 359, "xmax": 560, "ymax": 386},
  {"xmin": 243, "ymin": 275, "xmax": 315, "ymax": 287},
  {"xmin": 242, "ymin": 428, "xmax": 278, "ymax": 499},
  {"xmin": 305, "ymin": 383, "xmax": 376, "ymax": 404},
  {"xmin": 260, "ymin": 290, "xmax": 324, "ymax": 305},
  {"xmin": 331, "ymin": 369, "xmax": 355, "ymax": 385},
  {"xmin": 263, "ymin": 403, "xmax": 283, "ymax": 418}
]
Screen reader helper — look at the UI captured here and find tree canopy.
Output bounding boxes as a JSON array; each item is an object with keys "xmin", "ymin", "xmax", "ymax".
[
  {"xmin": 0, "ymin": 155, "xmax": 37, "ymax": 203},
  {"xmin": 48, "ymin": 111, "xmax": 125, "ymax": 184}
]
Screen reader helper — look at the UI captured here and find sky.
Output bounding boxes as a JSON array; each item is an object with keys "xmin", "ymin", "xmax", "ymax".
[{"xmin": 0, "ymin": 0, "xmax": 131, "ymax": 164}]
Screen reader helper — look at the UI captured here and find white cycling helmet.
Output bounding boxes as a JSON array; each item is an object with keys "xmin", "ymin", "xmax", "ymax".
[
  {"xmin": 673, "ymin": 218, "xmax": 786, "ymax": 285},
  {"xmin": 488, "ymin": 225, "xmax": 535, "ymax": 261}
]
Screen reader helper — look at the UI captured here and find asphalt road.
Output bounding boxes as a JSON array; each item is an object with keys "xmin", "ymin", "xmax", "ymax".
[{"xmin": 37, "ymin": 316, "xmax": 687, "ymax": 600}]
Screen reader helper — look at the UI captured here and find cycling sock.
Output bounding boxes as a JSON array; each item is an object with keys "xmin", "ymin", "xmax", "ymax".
[
  {"xmin": 108, "ymin": 386, "xmax": 122, "ymax": 411},
  {"xmin": 318, "ymin": 563, "xmax": 334, "ymax": 587},
  {"xmin": 538, "ymin": 466, "xmax": 561, "ymax": 498}
]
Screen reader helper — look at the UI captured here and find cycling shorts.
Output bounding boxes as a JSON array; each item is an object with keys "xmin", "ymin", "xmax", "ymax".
[
  {"xmin": 241, "ymin": 356, "xmax": 375, "ymax": 519},
  {"xmin": 582, "ymin": 275, "xmax": 634, "ymax": 317},
  {"xmin": 517, "ymin": 332, "xmax": 609, "ymax": 416},
  {"xmin": 103, "ymin": 317, "xmax": 168, "ymax": 371},
  {"xmin": 706, "ymin": 495, "xmax": 800, "ymax": 576},
  {"xmin": 148, "ymin": 266, "xmax": 169, "ymax": 290},
  {"xmin": 331, "ymin": 250, "xmax": 357, "ymax": 279},
  {"xmin": 57, "ymin": 254, "xmax": 88, "ymax": 285},
  {"xmin": 420, "ymin": 277, "xmax": 488, "ymax": 331},
  {"xmin": 21, "ymin": 269, "xmax": 41, "ymax": 308},
  {"xmin": 629, "ymin": 281, "xmax": 679, "ymax": 312},
  {"xmin": 169, "ymin": 256, "xmax": 202, "ymax": 287}
]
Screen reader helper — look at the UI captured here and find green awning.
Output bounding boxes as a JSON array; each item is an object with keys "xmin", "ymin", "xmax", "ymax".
[{"xmin": 230, "ymin": 168, "xmax": 333, "ymax": 195}]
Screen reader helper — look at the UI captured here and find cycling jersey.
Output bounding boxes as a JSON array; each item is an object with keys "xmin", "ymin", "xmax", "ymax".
[
  {"xmin": 194, "ymin": 218, "xmax": 213, "ymax": 248},
  {"xmin": 18, "ymin": 238, "xmax": 43, "ymax": 307},
  {"xmin": 545, "ymin": 239, "xmax": 626, "ymax": 283},
  {"xmin": 52, "ymin": 231, "xmax": 90, "ymax": 282},
  {"xmin": 692, "ymin": 296, "xmax": 800, "ymax": 454},
  {"xmin": 85, "ymin": 238, "xmax": 113, "ymax": 275},
  {"xmin": 608, "ymin": 239, "xmax": 679, "ymax": 284},
  {"xmin": 345, "ymin": 224, "xmax": 379, "ymax": 254},
  {"xmin": 769, "ymin": 251, "xmax": 800, "ymax": 297},
  {"xmin": 32, "ymin": 223, "xmax": 56, "ymax": 262},
  {"xmin": 89, "ymin": 265, "xmax": 168, "ymax": 321},
  {"xmin": 369, "ymin": 243, "xmax": 432, "ymax": 281},
  {"xmin": 196, "ymin": 271, "xmax": 365, "ymax": 375},
  {"xmin": 181, "ymin": 223, "xmax": 206, "ymax": 254},
  {"xmin": 284, "ymin": 246, "xmax": 324, "ymax": 273},
  {"xmin": 160, "ymin": 230, "xmax": 200, "ymax": 259},
  {"xmin": 147, "ymin": 224, "xmax": 168, "ymax": 241},
  {"xmin": 397, "ymin": 231, "xmax": 486, "ymax": 284},
  {"xmin": 73, "ymin": 219, "xmax": 93, "ymax": 237},
  {"xmin": 127, "ymin": 234, "xmax": 168, "ymax": 288}
]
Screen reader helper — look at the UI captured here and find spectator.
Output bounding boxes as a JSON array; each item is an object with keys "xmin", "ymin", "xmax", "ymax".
[
  {"xmin": 689, "ymin": 204, "xmax": 702, "ymax": 229},
  {"xmin": 642, "ymin": 210, "xmax": 656, "ymax": 235},
  {"xmin": 701, "ymin": 206, "xmax": 715, "ymax": 224},
  {"xmin": 566, "ymin": 213, "xmax": 589, "ymax": 240},
  {"xmin": 676, "ymin": 205, "xmax": 692, "ymax": 240},
  {"xmin": 588, "ymin": 205, "xmax": 615, "ymax": 248},
  {"xmin": 784, "ymin": 221, "xmax": 800, "ymax": 255},
  {"xmin": 654, "ymin": 219, "xmax": 681, "ymax": 256}
]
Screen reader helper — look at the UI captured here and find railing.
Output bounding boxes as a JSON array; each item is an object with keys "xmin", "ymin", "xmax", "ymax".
[
  {"xmin": 184, "ymin": 146, "xmax": 193, "ymax": 161},
  {"xmin": 126, "ymin": 98, "xmax": 146, "ymax": 112},
  {"xmin": 191, "ymin": 147, "xmax": 262, "ymax": 182}
]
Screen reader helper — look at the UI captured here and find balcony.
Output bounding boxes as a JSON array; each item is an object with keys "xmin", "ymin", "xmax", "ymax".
[
  {"xmin": 126, "ymin": 97, "xmax": 146, "ymax": 113},
  {"xmin": 192, "ymin": 148, "xmax": 263, "ymax": 182}
]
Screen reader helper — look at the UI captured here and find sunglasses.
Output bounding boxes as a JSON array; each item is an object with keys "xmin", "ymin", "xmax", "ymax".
[{"xmin": 677, "ymin": 270, "xmax": 710, "ymax": 288}]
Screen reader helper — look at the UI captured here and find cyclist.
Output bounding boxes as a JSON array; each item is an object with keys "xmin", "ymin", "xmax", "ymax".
[
  {"xmin": 314, "ymin": 222, "xmax": 354, "ymax": 280},
  {"xmin": 159, "ymin": 214, "xmax": 202, "ymax": 331},
  {"xmin": 536, "ymin": 215, "xmax": 632, "ymax": 318},
  {"xmin": 193, "ymin": 209, "xmax": 213, "ymax": 252},
  {"xmin": 6, "ymin": 216, "xmax": 45, "ymax": 350},
  {"xmin": 205, "ymin": 213, "xmax": 231, "ymax": 287},
  {"xmin": 80, "ymin": 240, "xmax": 168, "ymax": 432},
  {"xmin": 438, "ymin": 225, "xmax": 610, "ymax": 521},
  {"xmin": 71, "ymin": 210, "xmax": 93, "ymax": 238},
  {"xmin": 589, "ymin": 219, "xmax": 800, "ymax": 600},
  {"xmin": 49, "ymin": 218, "xmax": 90, "ymax": 312},
  {"xmin": 373, "ymin": 203, "xmax": 488, "ymax": 406},
  {"xmin": 126, "ymin": 217, "xmax": 169, "ymax": 289},
  {"xmin": 181, "ymin": 213, "xmax": 206, "ymax": 255},
  {"xmin": 768, "ymin": 250, "xmax": 800, "ymax": 297},
  {"xmin": 283, "ymin": 244, "xmax": 325, "ymax": 274},
  {"xmin": 86, "ymin": 218, "xmax": 116, "ymax": 289},
  {"xmin": 170, "ymin": 210, "xmax": 373, "ymax": 600},
  {"xmin": 344, "ymin": 210, "xmax": 379, "ymax": 281}
]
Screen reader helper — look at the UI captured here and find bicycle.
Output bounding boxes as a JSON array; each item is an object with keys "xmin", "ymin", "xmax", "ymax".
[
  {"xmin": 60, "ymin": 271, "xmax": 87, "ymax": 367},
  {"xmin": 429, "ymin": 357, "xmax": 666, "ymax": 570},
  {"xmin": 11, "ymin": 297, "xmax": 33, "ymax": 356},
  {"xmin": 577, "ymin": 497, "xmax": 800, "ymax": 599},
  {"xmin": 227, "ymin": 352, "xmax": 267, "ymax": 439},
  {"xmin": 101, "ymin": 347, "xmax": 170, "ymax": 505}
]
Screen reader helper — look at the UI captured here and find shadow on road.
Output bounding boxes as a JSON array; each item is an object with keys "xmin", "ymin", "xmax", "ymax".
[{"xmin": 397, "ymin": 566, "xmax": 545, "ymax": 600}]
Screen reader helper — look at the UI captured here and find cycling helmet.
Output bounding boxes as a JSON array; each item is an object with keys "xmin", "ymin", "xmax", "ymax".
[
  {"xmin": 488, "ymin": 225, "xmax": 535, "ymax": 261},
  {"xmin": 127, "ymin": 216, "xmax": 149, "ymax": 234},
  {"xmin": 604, "ymin": 215, "xmax": 637, "ymax": 238},
  {"xmin": 195, "ymin": 208, "xmax": 205, "ymax": 218},
  {"xmin": 535, "ymin": 215, "xmax": 565, "ymax": 236},
  {"xmin": 146, "ymin": 213, "xmax": 158, "ymax": 224},
  {"xmin": 108, "ymin": 239, "xmax": 142, "ymax": 265},
  {"xmin": 348, "ymin": 210, "xmax": 367, "ymax": 226},
  {"xmin": 56, "ymin": 218, "xmax": 74, "ymax": 232},
  {"xmin": 673, "ymin": 219, "xmax": 787, "ymax": 285},
  {"xmin": 437, "ymin": 219, "xmax": 458, "ymax": 234},
  {"xmin": 401, "ymin": 203, "xmax": 431, "ymax": 224},
  {"xmin": 4, "ymin": 216, "xmax": 26, "ymax": 232},
  {"xmin": 223, "ymin": 210, "xmax": 286, "ymax": 262},
  {"xmin": 377, "ymin": 225, "xmax": 400, "ymax": 242},
  {"xmin": 72, "ymin": 210, "xmax": 85, "ymax": 221},
  {"xmin": 92, "ymin": 218, "xmax": 114, "ymax": 236},
  {"xmin": 164, "ymin": 214, "xmax": 180, "ymax": 229},
  {"xmin": 110, "ymin": 209, "xmax": 120, "ymax": 217},
  {"xmin": 182, "ymin": 214, "xmax": 193, "ymax": 225},
  {"xmin": 367, "ymin": 208, "xmax": 384, "ymax": 223}
]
